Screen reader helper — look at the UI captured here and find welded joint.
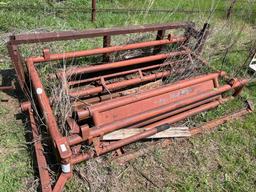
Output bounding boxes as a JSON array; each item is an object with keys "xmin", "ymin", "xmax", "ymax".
[
  {"xmin": 93, "ymin": 137, "xmax": 102, "ymax": 156},
  {"xmin": 66, "ymin": 117, "xmax": 80, "ymax": 134},
  {"xmin": 138, "ymin": 69, "xmax": 144, "ymax": 79},
  {"xmin": 43, "ymin": 48, "xmax": 50, "ymax": 60},
  {"xmin": 81, "ymin": 124, "xmax": 90, "ymax": 140}
]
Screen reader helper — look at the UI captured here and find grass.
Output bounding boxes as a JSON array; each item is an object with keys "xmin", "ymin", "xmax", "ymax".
[
  {"xmin": 0, "ymin": 0, "xmax": 256, "ymax": 191},
  {"xmin": 0, "ymin": 92, "xmax": 34, "ymax": 192}
]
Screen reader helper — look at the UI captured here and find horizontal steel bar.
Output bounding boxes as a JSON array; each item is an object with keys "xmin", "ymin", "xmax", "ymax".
[
  {"xmin": 128, "ymin": 95, "xmax": 221, "ymax": 128},
  {"xmin": 63, "ymin": 50, "xmax": 188, "ymax": 77},
  {"xmin": 33, "ymin": 35, "xmax": 186, "ymax": 63},
  {"xmin": 70, "ymin": 98, "xmax": 228, "ymax": 164},
  {"xmin": 68, "ymin": 59, "xmax": 187, "ymax": 87},
  {"xmin": 76, "ymin": 72, "xmax": 225, "ymax": 120},
  {"xmin": 69, "ymin": 70, "xmax": 171, "ymax": 98},
  {"xmin": 68, "ymin": 78, "xmax": 247, "ymax": 146},
  {"xmin": 91, "ymin": 80, "xmax": 215, "ymax": 126},
  {"xmin": 10, "ymin": 22, "xmax": 192, "ymax": 44}
]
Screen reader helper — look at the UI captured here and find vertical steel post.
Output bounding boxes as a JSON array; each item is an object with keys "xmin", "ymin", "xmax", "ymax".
[
  {"xmin": 153, "ymin": 30, "xmax": 165, "ymax": 54},
  {"xmin": 91, "ymin": 0, "xmax": 96, "ymax": 22},
  {"xmin": 7, "ymin": 40, "xmax": 25, "ymax": 90},
  {"xmin": 103, "ymin": 35, "xmax": 111, "ymax": 62}
]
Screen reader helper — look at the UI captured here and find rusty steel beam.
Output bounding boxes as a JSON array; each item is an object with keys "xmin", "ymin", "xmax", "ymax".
[
  {"xmin": 9, "ymin": 22, "xmax": 249, "ymax": 192},
  {"xmin": 69, "ymin": 98, "xmax": 227, "ymax": 164},
  {"xmin": 153, "ymin": 29, "xmax": 166, "ymax": 53},
  {"xmin": 190, "ymin": 107, "xmax": 252, "ymax": 136},
  {"xmin": 21, "ymin": 102, "xmax": 73, "ymax": 192},
  {"xmin": 10, "ymin": 22, "xmax": 192, "ymax": 44},
  {"xmin": 21, "ymin": 102, "xmax": 52, "ymax": 192},
  {"xmin": 76, "ymin": 72, "xmax": 225, "ymax": 120},
  {"xmin": 91, "ymin": 80, "xmax": 215, "ymax": 126},
  {"xmin": 69, "ymin": 70, "xmax": 171, "ymax": 98},
  {"xmin": 128, "ymin": 95, "xmax": 221, "ymax": 128},
  {"xmin": 91, "ymin": 0, "xmax": 96, "ymax": 22},
  {"xmin": 67, "ymin": 59, "xmax": 187, "ymax": 87},
  {"xmin": 68, "ymin": 77, "xmax": 247, "ymax": 146},
  {"xmin": 113, "ymin": 103, "xmax": 252, "ymax": 164},
  {"xmin": 63, "ymin": 50, "xmax": 187, "ymax": 77},
  {"xmin": 103, "ymin": 35, "xmax": 111, "ymax": 62},
  {"xmin": 26, "ymin": 59, "xmax": 73, "ymax": 166},
  {"xmin": 88, "ymin": 80, "xmax": 245, "ymax": 135},
  {"xmin": 0, "ymin": 85, "xmax": 15, "ymax": 91},
  {"xmin": 26, "ymin": 59, "xmax": 62, "ymax": 141},
  {"xmin": 7, "ymin": 42, "xmax": 26, "ymax": 90},
  {"xmin": 31, "ymin": 35, "xmax": 185, "ymax": 64}
]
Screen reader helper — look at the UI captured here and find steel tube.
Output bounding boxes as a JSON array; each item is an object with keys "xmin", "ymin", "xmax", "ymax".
[
  {"xmin": 70, "ymin": 99, "xmax": 225, "ymax": 164},
  {"xmin": 91, "ymin": 0, "xmax": 96, "ymax": 22},
  {"xmin": 97, "ymin": 124, "xmax": 171, "ymax": 154},
  {"xmin": 68, "ymin": 59, "xmax": 186, "ymax": 87},
  {"xmin": 190, "ymin": 107, "xmax": 251, "ymax": 136},
  {"xmin": 63, "ymin": 50, "xmax": 188, "ymax": 77},
  {"xmin": 144, "ymin": 100, "xmax": 221, "ymax": 129},
  {"xmin": 25, "ymin": 104, "xmax": 52, "ymax": 192},
  {"xmin": 70, "ymin": 150, "xmax": 95, "ymax": 165},
  {"xmin": 68, "ymin": 78, "xmax": 247, "ymax": 145},
  {"xmin": 69, "ymin": 70, "xmax": 171, "ymax": 97},
  {"xmin": 128, "ymin": 95, "xmax": 221, "ymax": 128},
  {"xmin": 76, "ymin": 72, "xmax": 225, "ymax": 120},
  {"xmin": 11, "ymin": 22, "xmax": 191, "ymax": 44},
  {"xmin": 52, "ymin": 173, "xmax": 72, "ymax": 192},
  {"xmin": 0, "ymin": 85, "xmax": 15, "ymax": 91},
  {"xmin": 26, "ymin": 59, "xmax": 62, "ymax": 141},
  {"xmin": 72, "ymin": 92, "xmax": 123, "ymax": 109},
  {"xmin": 29, "ymin": 36, "xmax": 186, "ymax": 64}
]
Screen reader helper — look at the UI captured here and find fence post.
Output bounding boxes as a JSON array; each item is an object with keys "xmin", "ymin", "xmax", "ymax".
[{"xmin": 91, "ymin": 0, "xmax": 96, "ymax": 22}]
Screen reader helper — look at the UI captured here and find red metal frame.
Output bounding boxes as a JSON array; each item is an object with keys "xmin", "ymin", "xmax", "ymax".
[{"xmin": 8, "ymin": 22, "xmax": 247, "ymax": 191}]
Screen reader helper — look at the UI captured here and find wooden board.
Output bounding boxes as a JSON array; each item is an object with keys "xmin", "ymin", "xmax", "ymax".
[{"xmin": 102, "ymin": 127, "xmax": 190, "ymax": 140}]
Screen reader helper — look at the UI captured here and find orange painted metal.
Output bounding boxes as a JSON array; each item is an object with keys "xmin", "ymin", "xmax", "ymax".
[
  {"xmin": 68, "ymin": 59, "xmax": 186, "ymax": 87},
  {"xmin": 69, "ymin": 70, "xmax": 171, "ymax": 97},
  {"xmin": 8, "ymin": 22, "xmax": 249, "ymax": 192},
  {"xmin": 68, "ymin": 77, "xmax": 247, "ymax": 146},
  {"xmin": 63, "ymin": 50, "xmax": 188, "ymax": 77},
  {"xmin": 23, "ymin": 103, "xmax": 52, "ymax": 192},
  {"xmin": 69, "ymin": 98, "xmax": 225, "ymax": 164},
  {"xmin": 76, "ymin": 72, "xmax": 225, "ymax": 120},
  {"xmin": 93, "ymin": 80, "xmax": 215, "ymax": 126}
]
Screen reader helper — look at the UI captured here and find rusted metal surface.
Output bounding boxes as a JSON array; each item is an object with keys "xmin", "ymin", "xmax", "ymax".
[
  {"xmin": 113, "ymin": 103, "xmax": 252, "ymax": 164},
  {"xmin": 0, "ymin": 85, "xmax": 15, "ymax": 91},
  {"xmin": 91, "ymin": 0, "xmax": 96, "ymax": 22},
  {"xmin": 10, "ymin": 22, "xmax": 192, "ymax": 44},
  {"xmin": 75, "ymin": 72, "xmax": 225, "ymax": 120},
  {"xmin": 7, "ymin": 22, "xmax": 249, "ymax": 191}
]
